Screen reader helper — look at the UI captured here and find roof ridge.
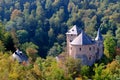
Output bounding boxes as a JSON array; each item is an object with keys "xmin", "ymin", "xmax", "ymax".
[
  {"xmin": 71, "ymin": 30, "xmax": 93, "ymax": 45},
  {"xmin": 66, "ymin": 25, "xmax": 81, "ymax": 35}
]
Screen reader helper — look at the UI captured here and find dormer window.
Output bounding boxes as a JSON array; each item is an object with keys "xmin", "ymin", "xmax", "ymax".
[
  {"xmin": 20, "ymin": 53, "xmax": 22, "ymax": 55},
  {"xmin": 15, "ymin": 52, "xmax": 17, "ymax": 54}
]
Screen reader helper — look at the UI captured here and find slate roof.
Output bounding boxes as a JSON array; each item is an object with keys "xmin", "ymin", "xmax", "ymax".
[
  {"xmin": 95, "ymin": 28, "xmax": 103, "ymax": 41},
  {"xmin": 12, "ymin": 49, "xmax": 28, "ymax": 63},
  {"xmin": 66, "ymin": 25, "xmax": 81, "ymax": 35},
  {"xmin": 71, "ymin": 31, "xmax": 93, "ymax": 45}
]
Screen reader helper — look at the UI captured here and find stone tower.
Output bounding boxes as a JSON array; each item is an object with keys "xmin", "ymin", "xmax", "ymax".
[
  {"xmin": 66, "ymin": 25, "xmax": 81, "ymax": 55},
  {"xmin": 95, "ymin": 28, "xmax": 103, "ymax": 60}
]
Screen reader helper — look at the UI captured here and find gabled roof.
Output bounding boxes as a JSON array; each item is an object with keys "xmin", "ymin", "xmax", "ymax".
[
  {"xmin": 71, "ymin": 31, "xmax": 93, "ymax": 45},
  {"xmin": 12, "ymin": 49, "xmax": 28, "ymax": 63},
  {"xmin": 95, "ymin": 28, "xmax": 103, "ymax": 41},
  {"xmin": 66, "ymin": 25, "xmax": 81, "ymax": 35}
]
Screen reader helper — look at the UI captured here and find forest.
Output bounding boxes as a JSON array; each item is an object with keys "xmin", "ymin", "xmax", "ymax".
[{"xmin": 0, "ymin": 0, "xmax": 120, "ymax": 79}]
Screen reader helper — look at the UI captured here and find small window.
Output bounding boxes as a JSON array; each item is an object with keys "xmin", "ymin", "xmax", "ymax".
[
  {"xmin": 97, "ymin": 48, "xmax": 99, "ymax": 53},
  {"xmin": 93, "ymin": 46, "xmax": 95, "ymax": 50},
  {"xmin": 72, "ymin": 29, "xmax": 74, "ymax": 31},
  {"xmin": 71, "ymin": 47, "xmax": 72, "ymax": 50},
  {"xmin": 15, "ymin": 52, "xmax": 17, "ymax": 54},
  {"xmin": 89, "ymin": 47, "xmax": 91, "ymax": 51},
  {"xmin": 70, "ymin": 40, "xmax": 72, "ymax": 42},
  {"xmin": 20, "ymin": 53, "xmax": 22, "ymax": 55},
  {"xmin": 79, "ymin": 48, "xmax": 81, "ymax": 51},
  {"xmin": 71, "ymin": 34, "xmax": 73, "ymax": 36},
  {"xmin": 89, "ymin": 56, "xmax": 91, "ymax": 60}
]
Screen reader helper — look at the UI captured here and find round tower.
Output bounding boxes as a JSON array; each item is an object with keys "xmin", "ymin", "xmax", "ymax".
[{"xmin": 95, "ymin": 28, "xmax": 104, "ymax": 60}]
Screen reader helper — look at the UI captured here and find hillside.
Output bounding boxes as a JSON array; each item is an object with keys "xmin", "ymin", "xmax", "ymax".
[
  {"xmin": 0, "ymin": 0, "xmax": 119, "ymax": 57},
  {"xmin": 0, "ymin": 0, "xmax": 120, "ymax": 79}
]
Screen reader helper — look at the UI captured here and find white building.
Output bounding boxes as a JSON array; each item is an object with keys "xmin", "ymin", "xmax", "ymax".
[{"xmin": 12, "ymin": 49, "xmax": 28, "ymax": 63}]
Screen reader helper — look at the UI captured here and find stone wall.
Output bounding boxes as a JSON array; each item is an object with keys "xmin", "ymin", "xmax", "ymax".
[{"xmin": 69, "ymin": 44, "xmax": 98, "ymax": 65}]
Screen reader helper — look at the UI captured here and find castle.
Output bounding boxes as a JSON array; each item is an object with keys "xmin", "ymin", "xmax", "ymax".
[{"xmin": 66, "ymin": 25, "xmax": 104, "ymax": 66}]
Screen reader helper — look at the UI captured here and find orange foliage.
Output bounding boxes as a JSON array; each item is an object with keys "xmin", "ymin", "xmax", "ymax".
[
  {"xmin": 115, "ymin": 47, "xmax": 120, "ymax": 56},
  {"xmin": 11, "ymin": 9, "xmax": 22, "ymax": 20}
]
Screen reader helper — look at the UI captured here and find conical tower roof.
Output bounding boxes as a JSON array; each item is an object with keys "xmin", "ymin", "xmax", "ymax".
[
  {"xmin": 66, "ymin": 25, "xmax": 81, "ymax": 35},
  {"xmin": 71, "ymin": 31, "xmax": 93, "ymax": 45},
  {"xmin": 95, "ymin": 28, "xmax": 103, "ymax": 41}
]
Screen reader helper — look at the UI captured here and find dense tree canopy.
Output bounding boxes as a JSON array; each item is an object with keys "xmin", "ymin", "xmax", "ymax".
[
  {"xmin": 0, "ymin": 0, "xmax": 119, "ymax": 80},
  {"xmin": 0, "ymin": 0, "xmax": 119, "ymax": 57}
]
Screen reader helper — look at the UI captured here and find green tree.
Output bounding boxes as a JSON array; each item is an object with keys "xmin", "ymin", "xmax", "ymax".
[
  {"xmin": 0, "ymin": 23, "xmax": 5, "ymax": 40},
  {"xmin": 3, "ymin": 32, "xmax": 15, "ymax": 51},
  {"xmin": 23, "ymin": 2, "xmax": 30, "ymax": 20},
  {"xmin": 81, "ymin": 65, "xmax": 90, "ymax": 79},
  {"xmin": 0, "ymin": 40, "xmax": 5, "ymax": 52},
  {"xmin": 93, "ymin": 63, "xmax": 105, "ymax": 80},
  {"xmin": 48, "ymin": 43, "xmax": 62, "ymax": 57},
  {"xmin": 43, "ymin": 57, "xmax": 66, "ymax": 80},
  {"xmin": 16, "ymin": 30, "xmax": 28, "ymax": 43},
  {"xmin": 65, "ymin": 57, "xmax": 81, "ymax": 79},
  {"xmin": 57, "ymin": 34, "xmax": 65, "ymax": 44},
  {"xmin": 48, "ymin": 28, "xmax": 55, "ymax": 45},
  {"xmin": 116, "ymin": 28, "xmax": 120, "ymax": 47},
  {"xmin": 11, "ymin": 29, "xmax": 20, "ymax": 48},
  {"xmin": 104, "ymin": 33, "xmax": 116, "ymax": 61},
  {"xmin": 36, "ymin": 1, "xmax": 45, "ymax": 20},
  {"xmin": 21, "ymin": 42, "xmax": 39, "ymax": 62}
]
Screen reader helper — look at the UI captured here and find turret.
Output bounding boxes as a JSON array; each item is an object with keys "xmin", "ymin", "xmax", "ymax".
[
  {"xmin": 66, "ymin": 25, "xmax": 81, "ymax": 55},
  {"xmin": 95, "ymin": 28, "xmax": 103, "ymax": 41},
  {"xmin": 95, "ymin": 28, "xmax": 103, "ymax": 60}
]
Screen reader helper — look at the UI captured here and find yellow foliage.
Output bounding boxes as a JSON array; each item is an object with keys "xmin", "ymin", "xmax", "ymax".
[
  {"xmin": 9, "ymin": 72, "xmax": 19, "ymax": 79},
  {"xmin": 75, "ymin": 77, "xmax": 83, "ymax": 80},
  {"xmin": 33, "ymin": 64, "xmax": 42, "ymax": 76}
]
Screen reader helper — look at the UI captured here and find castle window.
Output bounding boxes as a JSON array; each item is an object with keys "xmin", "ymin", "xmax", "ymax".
[
  {"xmin": 70, "ymin": 40, "xmax": 72, "ymax": 42},
  {"xmin": 20, "ymin": 53, "xmax": 22, "ymax": 55},
  {"xmin": 79, "ymin": 48, "xmax": 81, "ymax": 51},
  {"xmin": 93, "ymin": 46, "xmax": 95, "ymax": 50},
  {"xmin": 89, "ymin": 57, "xmax": 91, "ymax": 60},
  {"xmin": 71, "ymin": 47, "xmax": 72, "ymax": 50},
  {"xmin": 89, "ymin": 47, "xmax": 91, "ymax": 51},
  {"xmin": 97, "ymin": 48, "xmax": 99, "ymax": 53},
  {"xmin": 89, "ymin": 56, "xmax": 91, "ymax": 60}
]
